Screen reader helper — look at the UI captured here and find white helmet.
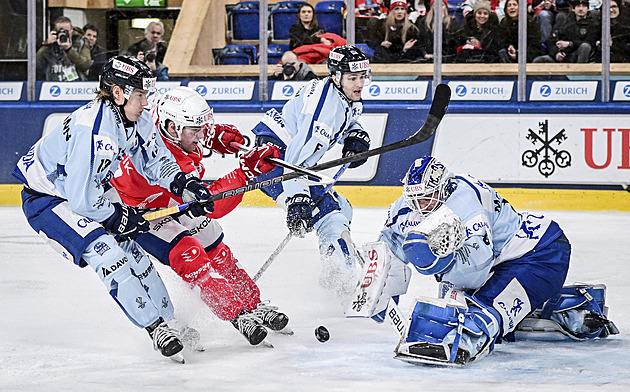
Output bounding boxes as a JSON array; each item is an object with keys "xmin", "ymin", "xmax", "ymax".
[{"xmin": 156, "ymin": 86, "xmax": 214, "ymax": 143}]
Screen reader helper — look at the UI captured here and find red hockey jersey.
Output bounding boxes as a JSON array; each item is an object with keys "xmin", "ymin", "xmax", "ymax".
[{"xmin": 111, "ymin": 134, "xmax": 246, "ymax": 219}]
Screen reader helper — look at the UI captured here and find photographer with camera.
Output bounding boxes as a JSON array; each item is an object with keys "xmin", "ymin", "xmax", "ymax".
[
  {"xmin": 36, "ymin": 16, "xmax": 91, "ymax": 81},
  {"xmin": 129, "ymin": 40, "xmax": 169, "ymax": 81},
  {"xmin": 270, "ymin": 50, "xmax": 318, "ymax": 81}
]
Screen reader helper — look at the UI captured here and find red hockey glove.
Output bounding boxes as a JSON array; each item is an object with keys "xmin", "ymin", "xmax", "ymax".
[
  {"xmin": 205, "ymin": 124, "xmax": 244, "ymax": 155},
  {"xmin": 239, "ymin": 143, "xmax": 281, "ymax": 180}
]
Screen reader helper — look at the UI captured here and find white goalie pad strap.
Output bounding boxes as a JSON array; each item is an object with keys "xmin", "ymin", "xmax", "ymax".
[
  {"xmin": 345, "ymin": 241, "xmax": 411, "ymax": 318},
  {"xmin": 409, "ymin": 204, "xmax": 465, "ymax": 258}
]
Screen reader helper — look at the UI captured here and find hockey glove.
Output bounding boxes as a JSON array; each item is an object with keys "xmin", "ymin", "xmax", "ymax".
[
  {"xmin": 286, "ymin": 194, "xmax": 314, "ymax": 237},
  {"xmin": 239, "ymin": 143, "xmax": 281, "ymax": 180},
  {"xmin": 101, "ymin": 203, "xmax": 150, "ymax": 240},
  {"xmin": 205, "ymin": 124, "xmax": 244, "ymax": 155},
  {"xmin": 170, "ymin": 172, "xmax": 211, "ymax": 203},
  {"xmin": 342, "ymin": 130, "xmax": 371, "ymax": 168}
]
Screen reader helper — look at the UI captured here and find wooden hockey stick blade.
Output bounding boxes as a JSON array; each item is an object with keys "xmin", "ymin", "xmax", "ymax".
[
  {"xmin": 145, "ymin": 85, "xmax": 450, "ymax": 217},
  {"xmin": 232, "ymin": 142, "xmax": 334, "ymax": 184}
]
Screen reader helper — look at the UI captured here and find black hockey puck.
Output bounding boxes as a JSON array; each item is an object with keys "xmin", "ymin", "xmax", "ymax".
[{"xmin": 315, "ymin": 325, "xmax": 329, "ymax": 343}]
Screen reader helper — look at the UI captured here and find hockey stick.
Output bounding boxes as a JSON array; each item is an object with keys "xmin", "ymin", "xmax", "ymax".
[
  {"xmin": 252, "ymin": 163, "xmax": 351, "ymax": 282},
  {"xmin": 230, "ymin": 142, "xmax": 334, "ymax": 185},
  {"xmin": 143, "ymin": 84, "xmax": 450, "ymax": 221}
]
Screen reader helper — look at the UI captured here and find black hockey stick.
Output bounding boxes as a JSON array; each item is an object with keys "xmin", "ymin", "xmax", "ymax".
[
  {"xmin": 144, "ymin": 84, "xmax": 451, "ymax": 221},
  {"xmin": 252, "ymin": 163, "xmax": 351, "ymax": 282}
]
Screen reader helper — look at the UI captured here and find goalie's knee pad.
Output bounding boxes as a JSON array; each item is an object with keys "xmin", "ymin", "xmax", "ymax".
[
  {"xmin": 519, "ymin": 284, "xmax": 619, "ymax": 340},
  {"xmin": 396, "ymin": 295, "xmax": 501, "ymax": 365}
]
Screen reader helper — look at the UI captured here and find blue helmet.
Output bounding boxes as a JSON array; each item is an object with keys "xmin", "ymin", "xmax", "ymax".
[{"xmin": 403, "ymin": 156, "xmax": 455, "ymax": 214}]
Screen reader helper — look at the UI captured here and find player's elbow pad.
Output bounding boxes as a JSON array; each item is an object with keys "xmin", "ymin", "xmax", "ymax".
[{"xmin": 402, "ymin": 232, "xmax": 456, "ymax": 275}]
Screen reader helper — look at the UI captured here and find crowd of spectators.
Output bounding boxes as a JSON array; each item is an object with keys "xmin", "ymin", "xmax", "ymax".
[
  {"xmin": 34, "ymin": 0, "xmax": 630, "ymax": 82},
  {"xmin": 36, "ymin": 17, "xmax": 169, "ymax": 82}
]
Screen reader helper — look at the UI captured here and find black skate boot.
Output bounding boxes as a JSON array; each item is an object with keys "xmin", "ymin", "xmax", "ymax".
[
  {"xmin": 231, "ymin": 311, "xmax": 268, "ymax": 346},
  {"xmin": 251, "ymin": 301, "xmax": 289, "ymax": 332},
  {"xmin": 146, "ymin": 317, "xmax": 185, "ymax": 363}
]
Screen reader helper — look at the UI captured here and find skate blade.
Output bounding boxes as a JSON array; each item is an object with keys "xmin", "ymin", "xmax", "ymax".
[
  {"xmin": 169, "ymin": 352, "xmax": 186, "ymax": 364},
  {"xmin": 394, "ymin": 353, "xmax": 465, "ymax": 367},
  {"xmin": 274, "ymin": 326, "xmax": 294, "ymax": 336},
  {"xmin": 259, "ymin": 339, "xmax": 274, "ymax": 348}
]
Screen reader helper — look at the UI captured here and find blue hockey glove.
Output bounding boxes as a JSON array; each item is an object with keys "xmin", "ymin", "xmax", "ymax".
[
  {"xmin": 286, "ymin": 194, "xmax": 314, "ymax": 237},
  {"xmin": 342, "ymin": 130, "xmax": 370, "ymax": 168},
  {"xmin": 101, "ymin": 203, "xmax": 150, "ymax": 240},
  {"xmin": 170, "ymin": 172, "xmax": 211, "ymax": 203}
]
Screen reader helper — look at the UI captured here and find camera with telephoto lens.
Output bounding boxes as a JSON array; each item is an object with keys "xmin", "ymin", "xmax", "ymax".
[
  {"xmin": 56, "ymin": 28, "xmax": 69, "ymax": 44},
  {"xmin": 282, "ymin": 62, "xmax": 296, "ymax": 76},
  {"xmin": 145, "ymin": 51, "xmax": 156, "ymax": 63}
]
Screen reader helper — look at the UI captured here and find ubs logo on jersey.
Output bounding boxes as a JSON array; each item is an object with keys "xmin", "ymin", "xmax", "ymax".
[{"xmin": 522, "ymin": 120, "xmax": 571, "ymax": 178}]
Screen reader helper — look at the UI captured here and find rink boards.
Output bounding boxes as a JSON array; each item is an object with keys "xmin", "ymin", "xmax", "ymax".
[{"xmin": 1, "ymin": 80, "xmax": 629, "ymax": 211}]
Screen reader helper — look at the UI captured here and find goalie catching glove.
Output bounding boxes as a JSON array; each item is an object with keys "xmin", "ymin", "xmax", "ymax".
[
  {"xmin": 286, "ymin": 194, "xmax": 314, "ymax": 237},
  {"xmin": 101, "ymin": 203, "xmax": 150, "ymax": 240},
  {"xmin": 205, "ymin": 123, "xmax": 245, "ymax": 155},
  {"xmin": 342, "ymin": 130, "xmax": 370, "ymax": 168},
  {"xmin": 239, "ymin": 143, "xmax": 281, "ymax": 181},
  {"xmin": 402, "ymin": 204, "xmax": 466, "ymax": 275}
]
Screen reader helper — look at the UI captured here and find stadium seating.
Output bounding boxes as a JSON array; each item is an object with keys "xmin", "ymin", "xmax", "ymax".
[
  {"xmin": 315, "ymin": 1, "xmax": 345, "ymax": 37},
  {"xmin": 213, "ymin": 45, "xmax": 258, "ymax": 65},
  {"xmin": 268, "ymin": 44, "xmax": 290, "ymax": 64},
  {"xmin": 270, "ymin": 1, "xmax": 307, "ymax": 42},
  {"xmin": 355, "ymin": 43, "xmax": 374, "ymax": 60},
  {"xmin": 230, "ymin": 1, "xmax": 260, "ymax": 40}
]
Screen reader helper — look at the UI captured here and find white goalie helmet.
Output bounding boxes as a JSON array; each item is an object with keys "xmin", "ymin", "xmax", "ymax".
[
  {"xmin": 403, "ymin": 156, "xmax": 456, "ymax": 215},
  {"xmin": 156, "ymin": 86, "xmax": 215, "ymax": 143}
]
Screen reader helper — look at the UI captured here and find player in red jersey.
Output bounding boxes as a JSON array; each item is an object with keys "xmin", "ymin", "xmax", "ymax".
[{"xmin": 111, "ymin": 86, "xmax": 287, "ymax": 346}]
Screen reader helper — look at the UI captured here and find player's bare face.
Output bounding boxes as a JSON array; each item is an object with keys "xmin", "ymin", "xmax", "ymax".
[
  {"xmin": 341, "ymin": 72, "xmax": 366, "ymax": 101},
  {"xmin": 123, "ymin": 89, "xmax": 149, "ymax": 122},
  {"xmin": 179, "ymin": 126, "xmax": 205, "ymax": 153}
]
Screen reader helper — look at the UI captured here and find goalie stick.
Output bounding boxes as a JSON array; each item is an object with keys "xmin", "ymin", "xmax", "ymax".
[{"xmin": 143, "ymin": 84, "xmax": 451, "ymax": 221}]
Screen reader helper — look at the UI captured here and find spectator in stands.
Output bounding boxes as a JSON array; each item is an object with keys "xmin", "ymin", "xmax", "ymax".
[
  {"xmin": 289, "ymin": 3, "xmax": 325, "ymax": 50},
  {"xmin": 416, "ymin": 0, "xmax": 461, "ymax": 62},
  {"xmin": 529, "ymin": 0, "xmax": 556, "ymax": 43},
  {"xmin": 498, "ymin": 0, "xmax": 542, "ymax": 62},
  {"xmin": 293, "ymin": 32, "xmax": 347, "ymax": 64},
  {"xmin": 36, "ymin": 16, "xmax": 91, "ymax": 81},
  {"xmin": 129, "ymin": 40, "xmax": 169, "ymax": 81},
  {"xmin": 127, "ymin": 21, "xmax": 167, "ymax": 65},
  {"xmin": 454, "ymin": 1, "xmax": 502, "ymax": 62},
  {"xmin": 271, "ymin": 50, "xmax": 318, "ymax": 80},
  {"xmin": 533, "ymin": 0, "xmax": 600, "ymax": 63},
  {"xmin": 367, "ymin": 0, "xmax": 424, "ymax": 62},
  {"xmin": 594, "ymin": 0, "xmax": 630, "ymax": 62},
  {"xmin": 463, "ymin": 0, "xmax": 506, "ymax": 21},
  {"xmin": 82, "ymin": 23, "xmax": 107, "ymax": 81}
]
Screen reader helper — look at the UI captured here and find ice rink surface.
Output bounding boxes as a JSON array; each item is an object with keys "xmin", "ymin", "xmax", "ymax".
[{"xmin": 1, "ymin": 205, "xmax": 629, "ymax": 391}]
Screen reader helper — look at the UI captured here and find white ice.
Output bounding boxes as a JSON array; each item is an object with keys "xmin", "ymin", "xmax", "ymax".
[{"xmin": 1, "ymin": 205, "xmax": 629, "ymax": 391}]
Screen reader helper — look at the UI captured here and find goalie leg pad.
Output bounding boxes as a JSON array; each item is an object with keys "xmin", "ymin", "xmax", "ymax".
[
  {"xmin": 518, "ymin": 284, "xmax": 619, "ymax": 340},
  {"xmin": 395, "ymin": 295, "xmax": 501, "ymax": 365},
  {"xmin": 344, "ymin": 241, "xmax": 411, "ymax": 321}
]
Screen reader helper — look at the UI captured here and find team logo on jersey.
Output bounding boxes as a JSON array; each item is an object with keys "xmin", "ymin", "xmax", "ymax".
[
  {"xmin": 136, "ymin": 297, "xmax": 146, "ymax": 309},
  {"xmin": 522, "ymin": 119, "xmax": 571, "ymax": 178},
  {"xmin": 93, "ymin": 241, "xmax": 110, "ymax": 256},
  {"xmin": 516, "ymin": 217, "xmax": 542, "ymax": 240}
]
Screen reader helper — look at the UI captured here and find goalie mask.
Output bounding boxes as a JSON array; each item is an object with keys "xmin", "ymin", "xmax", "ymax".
[
  {"xmin": 403, "ymin": 156, "xmax": 455, "ymax": 215},
  {"xmin": 156, "ymin": 86, "xmax": 215, "ymax": 144}
]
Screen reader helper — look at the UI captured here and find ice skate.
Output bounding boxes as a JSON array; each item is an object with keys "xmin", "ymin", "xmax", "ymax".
[
  {"xmin": 231, "ymin": 311, "xmax": 268, "ymax": 346},
  {"xmin": 251, "ymin": 300, "xmax": 291, "ymax": 334},
  {"xmin": 146, "ymin": 317, "xmax": 185, "ymax": 364}
]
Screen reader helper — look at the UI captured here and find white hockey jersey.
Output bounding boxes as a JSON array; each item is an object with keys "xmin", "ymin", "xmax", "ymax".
[
  {"xmin": 380, "ymin": 175, "xmax": 560, "ymax": 289},
  {"xmin": 13, "ymin": 99, "xmax": 180, "ymax": 223},
  {"xmin": 253, "ymin": 77, "xmax": 364, "ymax": 199}
]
